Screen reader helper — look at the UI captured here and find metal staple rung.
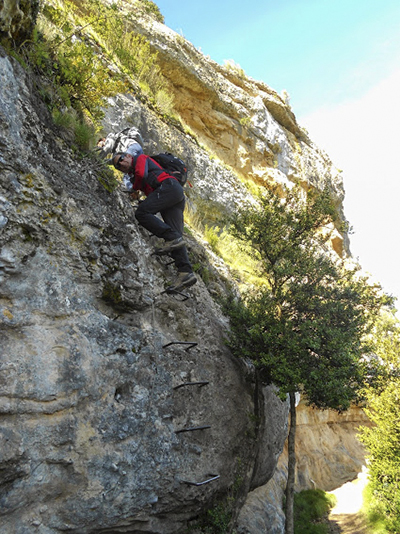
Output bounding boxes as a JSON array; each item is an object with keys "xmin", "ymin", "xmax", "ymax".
[
  {"xmin": 175, "ymin": 425, "xmax": 211, "ymax": 434},
  {"xmin": 161, "ymin": 288, "xmax": 190, "ymax": 300},
  {"xmin": 163, "ymin": 341, "xmax": 198, "ymax": 351},
  {"xmin": 180, "ymin": 474, "xmax": 220, "ymax": 486},
  {"xmin": 173, "ymin": 381, "xmax": 209, "ymax": 390}
]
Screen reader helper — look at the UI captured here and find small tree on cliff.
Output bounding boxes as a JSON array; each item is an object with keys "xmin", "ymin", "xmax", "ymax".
[{"xmin": 224, "ymin": 184, "xmax": 390, "ymax": 534}]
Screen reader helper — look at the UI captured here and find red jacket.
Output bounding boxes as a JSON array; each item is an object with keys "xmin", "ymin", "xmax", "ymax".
[{"xmin": 131, "ymin": 154, "xmax": 177, "ymax": 196}]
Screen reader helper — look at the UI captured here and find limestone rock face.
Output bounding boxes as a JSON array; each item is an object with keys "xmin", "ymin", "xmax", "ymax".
[
  {"xmin": 0, "ymin": 51, "xmax": 290, "ymax": 534},
  {"xmin": 0, "ymin": 4, "xmax": 365, "ymax": 532},
  {"xmin": 133, "ymin": 14, "xmax": 345, "ymax": 197},
  {"xmin": 109, "ymin": 8, "xmax": 348, "ymax": 256},
  {"xmin": 236, "ymin": 402, "xmax": 370, "ymax": 533},
  {"xmin": 293, "ymin": 402, "xmax": 370, "ymax": 492},
  {"xmin": 237, "ymin": 475, "xmax": 287, "ymax": 534}
]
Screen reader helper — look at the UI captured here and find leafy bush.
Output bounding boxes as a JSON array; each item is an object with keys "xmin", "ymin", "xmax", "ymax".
[
  {"xmin": 359, "ymin": 313, "xmax": 400, "ymax": 533},
  {"xmin": 137, "ymin": 0, "xmax": 165, "ymax": 23},
  {"xmin": 14, "ymin": 0, "xmax": 173, "ymax": 132},
  {"xmin": 362, "ymin": 483, "xmax": 389, "ymax": 534},
  {"xmin": 17, "ymin": 17, "xmax": 123, "ymax": 126},
  {"xmin": 361, "ymin": 381, "xmax": 400, "ymax": 532},
  {"xmin": 82, "ymin": 154, "xmax": 121, "ymax": 193},
  {"xmin": 52, "ymin": 108, "xmax": 76, "ymax": 131},
  {"xmin": 52, "ymin": 108, "xmax": 94, "ymax": 150}
]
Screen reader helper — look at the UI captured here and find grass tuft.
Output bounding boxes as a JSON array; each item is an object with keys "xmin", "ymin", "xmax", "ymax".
[{"xmin": 294, "ymin": 489, "xmax": 336, "ymax": 534}]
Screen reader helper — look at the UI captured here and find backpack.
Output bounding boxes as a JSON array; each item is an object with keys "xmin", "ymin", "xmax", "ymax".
[
  {"xmin": 150, "ymin": 152, "xmax": 188, "ymax": 187},
  {"xmin": 100, "ymin": 127, "xmax": 144, "ymax": 158}
]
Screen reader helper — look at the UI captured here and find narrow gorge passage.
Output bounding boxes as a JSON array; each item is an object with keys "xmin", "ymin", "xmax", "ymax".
[{"xmin": 327, "ymin": 468, "xmax": 371, "ymax": 534}]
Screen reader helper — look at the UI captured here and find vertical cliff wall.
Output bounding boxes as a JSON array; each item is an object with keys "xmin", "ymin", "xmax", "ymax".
[
  {"xmin": 0, "ymin": 1, "xmax": 369, "ymax": 532},
  {"xmin": 121, "ymin": 4, "xmax": 348, "ymax": 257},
  {"xmin": 0, "ymin": 47, "xmax": 292, "ymax": 534}
]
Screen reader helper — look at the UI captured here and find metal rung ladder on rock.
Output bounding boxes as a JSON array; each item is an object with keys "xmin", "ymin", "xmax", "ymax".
[
  {"xmin": 161, "ymin": 287, "xmax": 190, "ymax": 301},
  {"xmin": 161, "ymin": 321, "xmax": 219, "ymax": 490},
  {"xmin": 163, "ymin": 341, "xmax": 198, "ymax": 351},
  {"xmin": 180, "ymin": 474, "xmax": 220, "ymax": 486}
]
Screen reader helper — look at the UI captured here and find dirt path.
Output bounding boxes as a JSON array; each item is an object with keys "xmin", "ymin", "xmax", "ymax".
[
  {"xmin": 325, "ymin": 467, "xmax": 373, "ymax": 534},
  {"xmin": 327, "ymin": 512, "xmax": 371, "ymax": 534}
]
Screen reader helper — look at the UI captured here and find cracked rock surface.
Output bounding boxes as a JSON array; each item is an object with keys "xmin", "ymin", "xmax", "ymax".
[{"xmin": 0, "ymin": 51, "xmax": 290, "ymax": 533}]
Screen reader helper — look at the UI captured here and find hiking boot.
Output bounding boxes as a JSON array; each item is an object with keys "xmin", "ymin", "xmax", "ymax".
[
  {"xmin": 166, "ymin": 272, "xmax": 197, "ymax": 293},
  {"xmin": 153, "ymin": 237, "xmax": 185, "ymax": 256}
]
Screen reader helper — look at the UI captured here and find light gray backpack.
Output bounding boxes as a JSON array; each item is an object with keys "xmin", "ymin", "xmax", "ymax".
[{"xmin": 99, "ymin": 127, "xmax": 144, "ymax": 158}]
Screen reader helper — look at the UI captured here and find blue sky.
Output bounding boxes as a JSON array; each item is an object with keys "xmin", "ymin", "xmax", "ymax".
[{"xmin": 155, "ymin": 0, "xmax": 400, "ymax": 306}]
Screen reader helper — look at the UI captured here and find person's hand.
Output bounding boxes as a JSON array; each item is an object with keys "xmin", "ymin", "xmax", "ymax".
[{"xmin": 129, "ymin": 191, "xmax": 140, "ymax": 201}]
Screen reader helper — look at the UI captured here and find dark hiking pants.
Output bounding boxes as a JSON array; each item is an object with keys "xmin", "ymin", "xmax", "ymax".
[{"xmin": 135, "ymin": 178, "xmax": 192, "ymax": 273}]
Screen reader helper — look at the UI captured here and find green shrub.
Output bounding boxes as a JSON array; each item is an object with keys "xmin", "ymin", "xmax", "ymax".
[
  {"xmin": 52, "ymin": 109, "xmax": 95, "ymax": 151},
  {"xmin": 18, "ymin": 22, "xmax": 123, "ymax": 125},
  {"xmin": 190, "ymin": 461, "xmax": 244, "ymax": 533},
  {"xmin": 137, "ymin": 0, "xmax": 164, "ymax": 23},
  {"xmin": 52, "ymin": 108, "xmax": 76, "ymax": 131},
  {"xmin": 73, "ymin": 120, "xmax": 95, "ymax": 151},
  {"xmin": 204, "ymin": 502, "xmax": 232, "ymax": 533},
  {"xmin": 362, "ymin": 483, "xmax": 389, "ymax": 533},
  {"xmin": 18, "ymin": 0, "xmax": 172, "ymax": 128},
  {"xmin": 358, "ymin": 314, "xmax": 400, "ymax": 533}
]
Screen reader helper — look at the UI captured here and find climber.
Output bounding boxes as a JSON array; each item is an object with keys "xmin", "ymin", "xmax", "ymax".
[
  {"xmin": 113, "ymin": 151, "xmax": 197, "ymax": 293},
  {"xmin": 117, "ymin": 141, "xmax": 145, "ymax": 194}
]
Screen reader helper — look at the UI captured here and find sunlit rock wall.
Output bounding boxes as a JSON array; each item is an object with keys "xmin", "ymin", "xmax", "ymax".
[
  {"xmin": 0, "ymin": 48, "xmax": 290, "ymax": 534},
  {"xmin": 0, "ymin": 1, "xmax": 367, "ymax": 532}
]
